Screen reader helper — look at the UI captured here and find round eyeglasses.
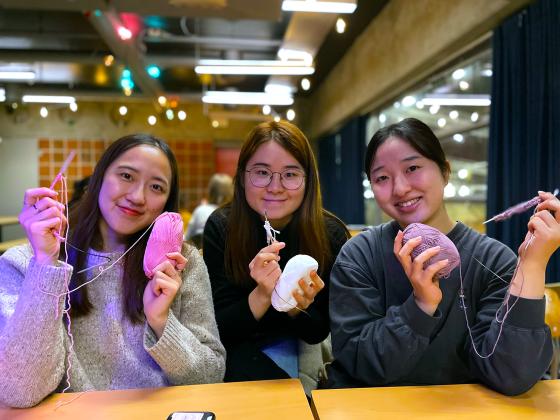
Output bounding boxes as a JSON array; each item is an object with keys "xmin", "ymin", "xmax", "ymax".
[{"xmin": 246, "ymin": 167, "xmax": 305, "ymax": 190}]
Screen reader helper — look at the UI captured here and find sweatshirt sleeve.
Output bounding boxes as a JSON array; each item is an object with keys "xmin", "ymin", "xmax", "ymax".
[
  {"xmin": 330, "ymin": 234, "xmax": 440, "ymax": 386},
  {"xmin": 465, "ymin": 241, "xmax": 552, "ymax": 396},
  {"xmin": 0, "ymin": 246, "xmax": 73, "ymax": 408},
  {"xmin": 144, "ymin": 246, "xmax": 226, "ymax": 384}
]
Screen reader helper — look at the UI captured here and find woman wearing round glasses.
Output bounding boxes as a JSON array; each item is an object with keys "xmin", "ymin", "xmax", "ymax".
[{"xmin": 203, "ymin": 120, "xmax": 349, "ymax": 390}]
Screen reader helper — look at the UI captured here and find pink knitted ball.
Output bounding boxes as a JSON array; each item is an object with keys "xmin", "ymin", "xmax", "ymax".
[
  {"xmin": 143, "ymin": 212, "xmax": 184, "ymax": 279},
  {"xmin": 402, "ymin": 223, "xmax": 460, "ymax": 278}
]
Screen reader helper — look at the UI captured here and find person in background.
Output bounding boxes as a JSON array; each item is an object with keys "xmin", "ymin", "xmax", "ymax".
[
  {"xmin": 67, "ymin": 176, "xmax": 90, "ymax": 210},
  {"xmin": 185, "ymin": 173, "xmax": 233, "ymax": 248},
  {"xmin": 0, "ymin": 134, "xmax": 225, "ymax": 408},
  {"xmin": 203, "ymin": 120, "xmax": 350, "ymax": 393},
  {"xmin": 328, "ymin": 118, "xmax": 558, "ymax": 395}
]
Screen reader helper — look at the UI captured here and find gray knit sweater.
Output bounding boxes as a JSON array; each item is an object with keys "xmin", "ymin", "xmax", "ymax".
[{"xmin": 0, "ymin": 244, "xmax": 226, "ymax": 408}]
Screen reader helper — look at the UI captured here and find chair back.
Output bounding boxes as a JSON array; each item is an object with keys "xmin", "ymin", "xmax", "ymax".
[{"xmin": 544, "ymin": 288, "xmax": 560, "ymax": 338}]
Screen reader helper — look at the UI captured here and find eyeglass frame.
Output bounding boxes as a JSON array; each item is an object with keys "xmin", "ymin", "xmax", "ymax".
[{"xmin": 245, "ymin": 166, "xmax": 306, "ymax": 190}]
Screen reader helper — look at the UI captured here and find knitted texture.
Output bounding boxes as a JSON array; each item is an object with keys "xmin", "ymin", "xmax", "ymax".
[
  {"xmin": 402, "ymin": 223, "xmax": 460, "ymax": 278},
  {"xmin": 272, "ymin": 254, "xmax": 318, "ymax": 312},
  {"xmin": 143, "ymin": 212, "xmax": 184, "ymax": 278},
  {"xmin": 0, "ymin": 244, "xmax": 225, "ymax": 408}
]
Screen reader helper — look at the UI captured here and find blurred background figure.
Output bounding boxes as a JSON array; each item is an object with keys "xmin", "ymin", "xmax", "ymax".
[
  {"xmin": 185, "ymin": 173, "xmax": 233, "ymax": 248},
  {"xmin": 67, "ymin": 176, "xmax": 91, "ymax": 210}
]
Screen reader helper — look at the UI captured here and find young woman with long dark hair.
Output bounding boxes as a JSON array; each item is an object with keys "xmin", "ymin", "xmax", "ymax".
[
  {"xmin": 0, "ymin": 134, "xmax": 225, "ymax": 408},
  {"xmin": 203, "ymin": 121, "xmax": 349, "ymax": 390}
]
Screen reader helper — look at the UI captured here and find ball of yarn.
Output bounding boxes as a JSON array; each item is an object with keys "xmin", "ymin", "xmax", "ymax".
[
  {"xmin": 143, "ymin": 212, "xmax": 184, "ymax": 279},
  {"xmin": 272, "ymin": 254, "xmax": 319, "ymax": 312},
  {"xmin": 402, "ymin": 223, "xmax": 460, "ymax": 278}
]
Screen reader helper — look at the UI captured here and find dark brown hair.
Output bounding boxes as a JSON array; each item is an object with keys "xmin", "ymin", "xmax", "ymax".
[
  {"xmin": 364, "ymin": 118, "xmax": 450, "ymax": 180},
  {"xmin": 225, "ymin": 120, "xmax": 344, "ymax": 287},
  {"xmin": 65, "ymin": 134, "xmax": 179, "ymax": 323}
]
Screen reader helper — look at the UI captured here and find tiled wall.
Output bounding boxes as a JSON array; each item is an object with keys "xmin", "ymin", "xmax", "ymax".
[{"xmin": 38, "ymin": 138, "xmax": 215, "ymax": 211}]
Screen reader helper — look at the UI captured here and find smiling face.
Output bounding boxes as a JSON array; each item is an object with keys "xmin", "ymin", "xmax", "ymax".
[
  {"xmin": 244, "ymin": 140, "xmax": 306, "ymax": 229},
  {"xmin": 98, "ymin": 145, "xmax": 172, "ymax": 250},
  {"xmin": 369, "ymin": 136, "xmax": 453, "ymax": 232}
]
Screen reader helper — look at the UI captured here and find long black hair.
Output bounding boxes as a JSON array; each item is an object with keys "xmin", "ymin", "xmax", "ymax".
[{"xmin": 65, "ymin": 134, "xmax": 179, "ymax": 323}]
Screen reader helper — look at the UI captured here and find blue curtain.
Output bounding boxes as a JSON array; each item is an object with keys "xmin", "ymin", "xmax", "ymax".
[
  {"xmin": 318, "ymin": 116, "xmax": 367, "ymax": 224},
  {"xmin": 487, "ymin": 0, "xmax": 560, "ymax": 281}
]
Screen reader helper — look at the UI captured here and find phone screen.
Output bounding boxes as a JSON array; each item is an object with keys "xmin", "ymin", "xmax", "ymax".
[{"xmin": 167, "ymin": 412, "xmax": 215, "ymax": 420}]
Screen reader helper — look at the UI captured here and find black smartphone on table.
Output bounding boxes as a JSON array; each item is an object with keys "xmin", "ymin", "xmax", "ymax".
[{"xmin": 167, "ymin": 412, "xmax": 215, "ymax": 420}]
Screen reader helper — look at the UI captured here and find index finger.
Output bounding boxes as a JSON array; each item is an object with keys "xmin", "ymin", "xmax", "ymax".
[
  {"xmin": 259, "ymin": 241, "xmax": 286, "ymax": 254},
  {"xmin": 23, "ymin": 187, "xmax": 58, "ymax": 206},
  {"xmin": 153, "ymin": 259, "xmax": 179, "ymax": 277}
]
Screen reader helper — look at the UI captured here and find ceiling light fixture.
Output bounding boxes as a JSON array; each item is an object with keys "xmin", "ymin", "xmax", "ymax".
[
  {"xmin": 265, "ymin": 83, "xmax": 293, "ymax": 94},
  {"xmin": 0, "ymin": 71, "xmax": 36, "ymax": 81},
  {"xmin": 203, "ymin": 91, "xmax": 294, "ymax": 106},
  {"xmin": 22, "ymin": 95, "xmax": 76, "ymax": 104},
  {"xmin": 422, "ymin": 95, "xmax": 491, "ymax": 107},
  {"xmin": 336, "ymin": 18, "xmax": 347, "ymax": 34},
  {"xmin": 282, "ymin": 1, "xmax": 357, "ymax": 14},
  {"xmin": 277, "ymin": 49, "xmax": 313, "ymax": 66},
  {"xmin": 195, "ymin": 60, "xmax": 314, "ymax": 76},
  {"xmin": 300, "ymin": 78, "xmax": 311, "ymax": 91}
]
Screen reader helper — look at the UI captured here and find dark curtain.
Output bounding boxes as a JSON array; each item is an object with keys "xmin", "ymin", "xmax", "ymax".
[
  {"xmin": 487, "ymin": 0, "xmax": 560, "ymax": 281},
  {"xmin": 318, "ymin": 116, "xmax": 367, "ymax": 224}
]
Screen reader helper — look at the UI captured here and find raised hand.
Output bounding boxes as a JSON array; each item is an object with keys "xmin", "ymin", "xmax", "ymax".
[
  {"xmin": 18, "ymin": 187, "xmax": 66, "ymax": 265},
  {"xmin": 143, "ymin": 251, "xmax": 187, "ymax": 338},
  {"xmin": 247, "ymin": 241, "xmax": 285, "ymax": 320},
  {"xmin": 512, "ymin": 191, "xmax": 560, "ymax": 298},
  {"xmin": 394, "ymin": 230, "xmax": 449, "ymax": 316}
]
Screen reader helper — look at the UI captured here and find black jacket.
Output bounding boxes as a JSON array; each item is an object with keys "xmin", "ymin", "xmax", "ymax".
[{"xmin": 203, "ymin": 206, "xmax": 348, "ymax": 381}]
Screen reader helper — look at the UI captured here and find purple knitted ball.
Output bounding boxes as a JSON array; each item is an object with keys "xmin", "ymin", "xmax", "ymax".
[{"xmin": 402, "ymin": 223, "xmax": 460, "ymax": 278}]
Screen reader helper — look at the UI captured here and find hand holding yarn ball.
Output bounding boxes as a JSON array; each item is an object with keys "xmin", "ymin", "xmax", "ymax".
[
  {"xmin": 143, "ymin": 212, "xmax": 184, "ymax": 278},
  {"xmin": 272, "ymin": 254, "xmax": 321, "ymax": 312},
  {"xmin": 401, "ymin": 223, "xmax": 460, "ymax": 278},
  {"xmin": 142, "ymin": 212, "xmax": 186, "ymax": 338},
  {"xmin": 394, "ymin": 223, "xmax": 460, "ymax": 315}
]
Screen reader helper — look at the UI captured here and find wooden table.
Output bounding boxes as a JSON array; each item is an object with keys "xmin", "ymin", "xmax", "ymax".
[
  {"xmin": 0, "ymin": 216, "xmax": 19, "ymax": 242},
  {"xmin": 0, "ymin": 379, "xmax": 314, "ymax": 420},
  {"xmin": 312, "ymin": 380, "xmax": 560, "ymax": 419}
]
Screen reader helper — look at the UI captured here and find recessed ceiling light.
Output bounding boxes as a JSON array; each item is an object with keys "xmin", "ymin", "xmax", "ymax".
[
  {"xmin": 452, "ymin": 68, "xmax": 465, "ymax": 80},
  {"xmin": 336, "ymin": 18, "xmax": 346, "ymax": 34}
]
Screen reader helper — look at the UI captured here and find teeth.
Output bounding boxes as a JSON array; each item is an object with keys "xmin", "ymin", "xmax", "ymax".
[{"xmin": 398, "ymin": 198, "xmax": 419, "ymax": 207}]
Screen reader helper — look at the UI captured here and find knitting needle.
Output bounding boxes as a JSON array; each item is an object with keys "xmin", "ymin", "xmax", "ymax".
[
  {"xmin": 50, "ymin": 150, "xmax": 76, "ymax": 190},
  {"xmin": 484, "ymin": 188, "xmax": 559, "ymax": 224}
]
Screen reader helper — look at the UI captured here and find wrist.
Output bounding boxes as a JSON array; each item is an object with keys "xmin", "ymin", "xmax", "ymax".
[
  {"xmin": 34, "ymin": 253, "xmax": 57, "ymax": 266},
  {"xmin": 414, "ymin": 297, "xmax": 438, "ymax": 316},
  {"xmin": 146, "ymin": 314, "xmax": 168, "ymax": 339}
]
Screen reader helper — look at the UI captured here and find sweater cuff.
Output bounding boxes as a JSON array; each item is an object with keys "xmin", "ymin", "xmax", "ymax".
[
  {"xmin": 504, "ymin": 295, "xmax": 546, "ymax": 329},
  {"xmin": 144, "ymin": 311, "xmax": 185, "ymax": 363},
  {"xmin": 400, "ymin": 294, "xmax": 440, "ymax": 338},
  {"xmin": 27, "ymin": 257, "xmax": 73, "ymax": 294}
]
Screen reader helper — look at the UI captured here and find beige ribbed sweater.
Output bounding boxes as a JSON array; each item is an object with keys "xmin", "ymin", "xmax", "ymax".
[{"xmin": 0, "ymin": 244, "xmax": 225, "ymax": 408}]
